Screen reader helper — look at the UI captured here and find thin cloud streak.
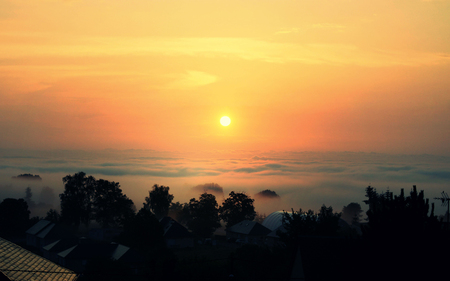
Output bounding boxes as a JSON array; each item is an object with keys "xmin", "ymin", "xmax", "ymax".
[{"xmin": 2, "ymin": 36, "xmax": 449, "ymax": 67}]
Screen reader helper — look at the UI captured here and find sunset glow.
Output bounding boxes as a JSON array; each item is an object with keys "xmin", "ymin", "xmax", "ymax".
[
  {"xmin": 1, "ymin": 0, "xmax": 450, "ymax": 216},
  {"xmin": 220, "ymin": 116, "xmax": 231, "ymax": 127}
]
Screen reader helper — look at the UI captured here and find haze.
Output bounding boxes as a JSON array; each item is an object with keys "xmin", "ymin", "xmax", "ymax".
[{"xmin": 1, "ymin": 0, "xmax": 449, "ymax": 216}]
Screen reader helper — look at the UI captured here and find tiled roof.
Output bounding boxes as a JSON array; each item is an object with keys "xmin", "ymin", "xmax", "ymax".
[{"xmin": 0, "ymin": 237, "xmax": 78, "ymax": 281}]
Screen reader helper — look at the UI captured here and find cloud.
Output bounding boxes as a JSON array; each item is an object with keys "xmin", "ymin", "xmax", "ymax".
[
  {"xmin": 165, "ymin": 70, "xmax": 218, "ymax": 89},
  {"xmin": 2, "ymin": 36, "xmax": 449, "ymax": 67},
  {"xmin": 377, "ymin": 166, "xmax": 415, "ymax": 172},
  {"xmin": 417, "ymin": 170, "xmax": 450, "ymax": 180},
  {"xmin": 255, "ymin": 189, "xmax": 280, "ymax": 199},
  {"xmin": 192, "ymin": 183, "xmax": 224, "ymax": 198}
]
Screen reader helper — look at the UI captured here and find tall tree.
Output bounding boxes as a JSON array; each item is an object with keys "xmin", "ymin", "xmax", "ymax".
[
  {"xmin": 341, "ymin": 202, "xmax": 363, "ymax": 225},
  {"xmin": 144, "ymin": 184, "xmax": 174, "ymax": 219},
  {"xmin": 187, "ymin": 193, "xmax": 221, "ymax": 238},
  {"xmin": 93, "ymin": 179, "xmax": 135, "ymax": 228},
  {"xmin": 315, "ymin": 205, "xmax": 341, "ymax": 236},
  {"xmin": 279, "ymin": 205, "xmax": 341, "ymax": 245},
  {"xmin": 60, "ymin": 172, "xmax": 96, "ymax": 229},
  {"xmin": 219, "ymin": 191, "xmax": 256, "ymax": 228},
  {"xmin": 363, "ymin": 185, "xmax": 440, "ymax": 240}
]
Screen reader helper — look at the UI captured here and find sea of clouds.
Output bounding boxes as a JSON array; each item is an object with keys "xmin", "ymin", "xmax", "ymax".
[{"xmin": 1, "ymin": 149, "xmax": 449, "ymax": 218}]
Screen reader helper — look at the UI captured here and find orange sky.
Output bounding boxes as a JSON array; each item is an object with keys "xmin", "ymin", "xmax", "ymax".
[{"xmin": 1, "ymin": 0, "xmax": 450, "ymax": 156}]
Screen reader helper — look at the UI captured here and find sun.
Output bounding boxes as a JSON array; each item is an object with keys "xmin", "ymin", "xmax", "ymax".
[{"xmin": 220, "ymin": 116, "xmax": 231, "ymax": 126}]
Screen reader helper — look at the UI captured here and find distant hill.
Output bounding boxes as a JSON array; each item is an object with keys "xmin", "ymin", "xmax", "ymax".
[{"xmin": 12, "ymin": 174, "xmax": 42, "ymax": 181}]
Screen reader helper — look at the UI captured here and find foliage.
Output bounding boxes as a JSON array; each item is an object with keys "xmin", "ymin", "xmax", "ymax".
[
  {"xmin": 60, "ymin": 172, "xmax": 96, "ymax": 229},
  {"xmin": 117, "ymin": 207, "xmax": 166, "ymax": 255},
  {"xmin": 144, "ymin": 184, "xmax": 174, "ymax": 219},
  {"xmin": 362, "ymin": 185, "xmax": 441, "ymax": 240},
  {"xmin": 93, "ymin": 179, "xmax": 135, "ymax": 228},
  {"xmin": 361, "ymin": 186, "xmax": 448, "ymax": 280},
  {"xmin": 168, "ymin": 201, "xmax": 190, "ymax": 226},
  {"xmin": 219, "ymin": 191, "xmax": 256, "ymax": 228},
  {"xmin": 59, "ymin": 172, "xmax": 135, "ymax": 230},
  {"xmin": 187, "ymin": 193, "xmax": 221, "ymax": 238},
  {"xmin": 253, "ymin": 212, "xmax": 266, "ymax": 224},
  {"xmin": 45, "ymin": 208, "xmax": 61, "ymax": 223},
  {"xmin": 279, "ymin": 205, "xmax": 341, "ymax": 245},
  {"xmin": 0, "ymin": 198, "xmax": 31, "ymax": 237},
  {"xmin": 341, "ymin": 202, "xmax": 363, "ymax": 225}
]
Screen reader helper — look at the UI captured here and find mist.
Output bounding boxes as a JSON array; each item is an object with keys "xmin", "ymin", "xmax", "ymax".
[{"xmin": 1, "ymin": 149, "xmax": 449, "ymax": 218}]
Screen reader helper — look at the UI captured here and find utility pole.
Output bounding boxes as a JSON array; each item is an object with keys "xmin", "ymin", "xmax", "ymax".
[{"xmin": 434, "ymin": 191, "xmax": 450, "ymax": 230}]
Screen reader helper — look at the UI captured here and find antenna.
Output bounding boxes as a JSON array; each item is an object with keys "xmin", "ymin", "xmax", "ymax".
[{"xmin": 434, "ymin": 191, "xmax": 450, "ymax": 230}]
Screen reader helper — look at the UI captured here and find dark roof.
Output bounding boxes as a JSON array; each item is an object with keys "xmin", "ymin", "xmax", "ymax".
[
  {"xmin": 160, "ymin": 217, "xmax": 193, "ymax": 239},
  {"xmin": 57, "ymin": 241, "xmax": 141, "ymax": 263},
  {"xmin": 58, "ymin": 243, "xmax": 116, "ymax": 260},
  {"xmin": 226, "ymin": 220, "xmax": 271, "ymax": 236},
  {"xmin": 0, "ymin": 237, "xmax": 77, "ymax": 281},
  {"xmin": 43, "ymin": 237, "xmax": 79, "ymax": 254},
  {"xmin": 26, "ymin": 220, "xmax": 52, "ymax": 235}
]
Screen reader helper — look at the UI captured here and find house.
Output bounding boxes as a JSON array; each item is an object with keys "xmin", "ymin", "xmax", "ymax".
[
  {"xmin": 225, "ymin": 220, "xmax": 271, "ymax": 245},
  {"xmin": 25, "ymin": 219, "xmax": 52, "ymax": 249},
  {"xmin": 42, "ymin": 236, "xmax": 79, "ymax": 264},
  {"xmin": 159, "ymin": 217, "xmax": 194, "ymax": 248},
  {"xmin": 0, "ymin": 237, "xmax": 77, "ymax": 281},
  {"xmin": 26, "ymin": 220, "xmax": 73, "ymax": 253}
]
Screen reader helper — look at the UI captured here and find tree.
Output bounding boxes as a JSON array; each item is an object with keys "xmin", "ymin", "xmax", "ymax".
[
  {"xmin": 168, "ymin": 201, "xmax": 191, "ymax": 226},
  {"xmin": 93, "ymin": 179, "xmax": 135, "ymax": 228},
  {"xmin": 45, "ymin": 209, "xmax": 61, "ymax": 223},
  {"xmin": 279, "ymin": 209, "xmax": 317, "ymax": 244},
  {"xmin": 144, "ymin": 184, "xmax": 174, "ymax": 219},
  {"xmin": 118, "ymin": 207, "xmax": 166, "ymax": 254},
  {"xmin": 219, "ymin": 191, "xmax": 256, "ymax": 228},
  {"xmin": 187, "ymin": 193, "xmax": 221, "ymax": 238},
  {"xmin": 362, "ymin": 185, "xmax": 440, "ymax": 240},
  {"xmin": 60, "ymin": 172, "xmax": 96, "ymax": 229},
  {"xmin": 0, "ymin": 198, "xmax": 30, "ymax": 237},
  {"xmin": 341, "ymin": 202, "xmax": 363, "ymax": 225},
  {"xmin": 279, "ymin": 205, "xmax": 341, "ymax": 245},
  {"xmin": 60, "ymin": 172, "xmax": 135, "ymax": 231},
  {"xmin": 315, "ymin": 205, "xmax": 341, "ymax": 236}
]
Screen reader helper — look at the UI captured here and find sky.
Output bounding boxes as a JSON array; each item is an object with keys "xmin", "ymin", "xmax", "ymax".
[{"xmin": 1, "ymin": 0, "xmax": 450, "ymax": 217}]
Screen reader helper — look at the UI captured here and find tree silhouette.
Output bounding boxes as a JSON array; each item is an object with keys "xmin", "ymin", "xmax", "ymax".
[
  {"xmin": 93, "ymin": 179, "xmax": 135, "ymax": 228},
  {"xmin": 361, "ymin": 186, "xmax": 445, "ymax": 280},
  {"xmin": 341, "ymin": 202, "xmax": 362, "ymax": 225},
  {"xmin": 118, "ymin": 207, "xmax": 166, "ymax": 254},
  {"xmin": 45, "ymin": 209, "xmax": 61, "ymax": 223},
  {"xmin": 187, "ymin": 193, "xmax": 221, "ymax": 238},
  {"xmin": 168, "ymin": 201, "xmax": 190, "ymax": 226},
  {"xmin": 219, "ymin": 191, "xmax": 256, "ymax": 228},
  {"xmin": 279, "ymin": 205, "xmax": 341, "ymax": 245},
  {"xmin": 144, "ymin": 184, "xmax": 174, "ymax": 219},
  {"xmin": 0, "ymin": 198, "xmax": 30, "ymax": 237},
  {"xmin": 60, "ymin": 172, "xmax": 135, "ymax": 230},
  {"xmin": 60, "ymin": 172, "xmax": 96, "ymax": 230},
  {"xmin": 362, "ymin": 185, "xmax": 440, "ymax": 240}
]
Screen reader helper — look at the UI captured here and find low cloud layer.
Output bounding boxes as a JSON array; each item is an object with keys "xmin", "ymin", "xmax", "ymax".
[{"xmin": 1, "ymin": 149, "xmax": 449, "ymax": 216}]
